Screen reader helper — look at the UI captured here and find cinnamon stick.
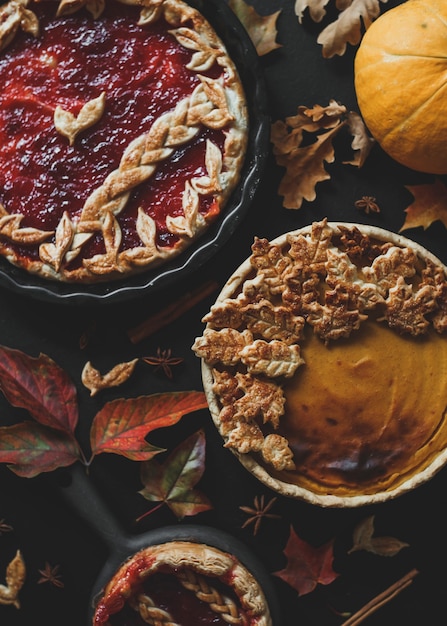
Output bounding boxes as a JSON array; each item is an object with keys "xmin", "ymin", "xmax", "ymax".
[
  {"xmin": 127, "ymin": 279, "xmax": 218, "ymax": 344},
  {"xmin": 341, "ymin": 568, "xmax": 419, "ymax": 626}
]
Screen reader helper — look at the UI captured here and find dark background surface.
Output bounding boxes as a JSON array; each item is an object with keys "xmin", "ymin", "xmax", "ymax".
[{"xmin": 2, "ymin": 0, "xmax": 447, "ymax": 624}]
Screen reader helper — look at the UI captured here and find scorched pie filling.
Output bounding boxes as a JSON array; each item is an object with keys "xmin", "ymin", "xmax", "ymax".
[{"xmin": 0, "ymin": 0, "xmax": 248, "ymax": 282}]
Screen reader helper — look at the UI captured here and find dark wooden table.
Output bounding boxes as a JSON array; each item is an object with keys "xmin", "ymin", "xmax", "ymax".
[{"xmin": 2, "ymin": 0, "xmax": 447, "ymax": 624}]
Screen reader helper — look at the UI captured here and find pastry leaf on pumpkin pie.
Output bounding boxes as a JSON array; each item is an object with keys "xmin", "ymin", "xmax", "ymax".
[
  {"xmin": 241, "ymin": 299, "xmax": 305, "ymax": 344},
  {"xmin": 234, "ymin": 372, "xmax": 286, "ymax": 428},
  {"xmin": 306, "ymin": 283, "xmax": 367, "ymax": 343},
  {"xmin": 250, "ymin": 237, "xmax": 292, "ymax": 294},
  {"xmin": 192, "ymin": 328, "xmax": 253, "ymax": 365},
  {"xmin": 384, "ymin": 276, "xmax": 437, "ymax": 336},
  {"xmin": 240, "ymin": 339, "xmax": 304, "ymax": 378}
]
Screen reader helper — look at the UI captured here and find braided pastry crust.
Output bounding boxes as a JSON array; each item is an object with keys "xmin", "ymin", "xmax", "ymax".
[
  {"xmin": 93, "ymin": 541, "xmax": 271, "ymax": 626},
  {"xmin": 0, "ymin": 0, "xmax": 248, "ymax": 282}
]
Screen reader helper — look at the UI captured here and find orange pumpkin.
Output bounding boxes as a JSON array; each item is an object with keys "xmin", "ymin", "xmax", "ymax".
[{"xmin": 354, "ymin": 0, "xmax": 447, "ymax": 175}]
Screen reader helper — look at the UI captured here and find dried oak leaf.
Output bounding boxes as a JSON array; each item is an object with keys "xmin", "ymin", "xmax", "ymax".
[
  {"xmin": 81, "ymin": 358, "xmax": 139, "ymax": 396},
  {"xmin": 274, "ymin": 526, "xmax": 339, "ymax": 595},
  {"xmin": 90, "ymin": 391, "xmax": 208, "ymax": 461},
  {"xmin": 228, "ymin": 0, "xmax": 281, "ymax": 56},
  {"xmin": 0, "ymin": 344, "xmax": 78, "ymax": 434},
  {"xmin": 138, "ymin": 429, "xmax": 212, "ymax": 520},
  {"xmin": 0, "ymin": 550, "xmax": 26, "ymax": 608},
  {"xmin": 348, "ymin": 515, "xmax": 409, "ymax": 557},
  {"xmin": 400, "ymin": 179, "xmax": 447, "ymax": 232},
  {"xmin": 272, "ymin": 102, "xmax": 369, "ymax": 209},
  {"xmin": 316, "ymin": 0, "xmax": 387, "ymax": 58}
]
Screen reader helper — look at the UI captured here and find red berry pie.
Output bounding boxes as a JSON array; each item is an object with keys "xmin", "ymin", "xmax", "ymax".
[{"xmin": 0, "ymin": 0, "xmax": 248, "ymax": 283}]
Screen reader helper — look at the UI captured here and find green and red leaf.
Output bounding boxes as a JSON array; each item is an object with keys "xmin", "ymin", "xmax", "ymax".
[
  {"xmin": 0, "ymin": 422, "xmax": 81, "ymax": 477},
  {"xmin": 138, "ymin": 428, "xmax": 212, "ymax": 520},
  {"xmin": 274, "ymin": 525, "xmax": 339, "ymax": 595},
  {"xmin": 90, "ymin": 391, "xmax": 208, "ymax": 461},
  {"xmin": 0, "ymin": 346, "xmax": 78, "ymax": 434}
]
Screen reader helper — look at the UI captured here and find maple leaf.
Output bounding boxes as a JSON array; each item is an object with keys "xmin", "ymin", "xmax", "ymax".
[
  {"xmin": 137, "ymin": 429, "xmax": 212, "ymax": 520},
  {"xmin": 348, "ymin": 515, "xmax": 409, "ymax": 557},
  {"xmin": 90, "ymin": 391, "xmax": 208, "ymax": 461},
  {"xmin": 274, "ymin": 526, "xmax": 339, "ymax": 595},
  {"xmin": 0, "ymin": 422, "xmax": 81, "ymax": 477},
  {"xmin": 0, "ymin": 345, "xmax": 78, "ymax": 434},
  {"xmin": 400, "ymin": 179, "xmax": 447, "ymax": 232},
  {"xmin": 228, "ymin": 0, "xmax": 281, "ymax": 56}
]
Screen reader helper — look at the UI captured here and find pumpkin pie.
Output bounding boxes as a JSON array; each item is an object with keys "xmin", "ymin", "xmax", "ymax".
[
  {"xmin": 0, "ymin": 0, "xmax": 248, "ymax": 282},
  {"xmin": 193, "ymin": 220, "xmax": 447, "ymax": 506}
]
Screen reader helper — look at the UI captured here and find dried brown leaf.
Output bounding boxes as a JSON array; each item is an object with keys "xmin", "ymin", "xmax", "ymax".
[
  {"xmin": 349, "ymin": 515, "xmax": 409, "ymax": 557},
  {"xmin": 275, "ymin": 122, "xmax": 345, "ymax": 209},
  {"xmin": 400, "ymin": 179, "xmax": 447, "ymax": 232},
  {"xmin": 229, "ymin": 0, "xmax": 282, "ymax": 56},
  {"xmin": 316, "ymin": 0, "xmax": 386, "ymax": 58}
]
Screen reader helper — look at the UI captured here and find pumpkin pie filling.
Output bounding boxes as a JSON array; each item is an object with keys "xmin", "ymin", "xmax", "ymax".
[
  {"xmin": 280, "ymin": 322, "xmax": 447, "ymax": 495},
  {"xmin": 0, "ymin": 0, "xmax": 247, "ymax": 281}
]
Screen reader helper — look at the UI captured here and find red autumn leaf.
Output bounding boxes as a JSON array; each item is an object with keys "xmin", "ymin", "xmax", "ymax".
[
  {"xmin": 89, "ymin": 391, "xmax": 208, "ymax": 461},
  {"xmin": 138, "ymin": 429, "xmax": 212, "ymax": 520},
  {"xmin": 0, "ymin": 422, "xmax": 81, "ymax": 477},
  {"xmin": 400, "ymin": 179, "xmax": 447, "ymax": 232},
  {"xmin": 274, "ymin": 526, "xmax": 339, "ymax": 595},
  {"xmin": 0, "ymin": 345, "xmax": 78, "ymax": 434}
]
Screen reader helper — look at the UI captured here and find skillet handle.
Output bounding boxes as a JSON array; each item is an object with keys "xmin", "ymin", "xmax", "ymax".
[{"xmin": 52, "ymin": 462, "xmax": 131, "ymax": 554}]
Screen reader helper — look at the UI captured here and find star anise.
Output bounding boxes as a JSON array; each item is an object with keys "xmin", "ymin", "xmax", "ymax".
[
  {"xmin": 38, "ymin": 563, "xmax": 64, "ymax": 588},
  {"xmin": 240, "ymin": 495, "xmax": 280, "ymax": 535},
  {"xmin": 142, "ymin": 348, "xmax": 183, "ymax": 379},
  {"xmin": 354, "ymin": 195, "xmax": 380, "ymax": 214},
  {"xmin": 0, "ymin": 518, "xmax": 13, "ymax": 535}
]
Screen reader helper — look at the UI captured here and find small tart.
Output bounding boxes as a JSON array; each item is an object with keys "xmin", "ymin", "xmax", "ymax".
[
  {"xmin": 93, "ymin": 540, "xmax": 272, "ymax": 626},
  {"xmin": 0, "ymin": 0, "xmax": 248, "ymax": 282},
  {"xmin": 193, "ymin": 219, "xmax": 447, "ymax": 507}
]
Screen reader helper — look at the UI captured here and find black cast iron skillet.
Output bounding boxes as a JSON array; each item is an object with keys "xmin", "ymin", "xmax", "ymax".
[{"xmin": 53, "ymin": 463, "xmax": 281, "ymax": 625}]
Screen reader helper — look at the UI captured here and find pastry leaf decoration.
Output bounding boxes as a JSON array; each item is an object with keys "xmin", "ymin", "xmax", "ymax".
[
  {"xmin": 0, "ymin": 550, "xmax": 26, "ymax": 608},
  {"xmin": 0, "ymin": 345, "xmax": 208, "ymax": 476},
  {"xmin": 137, "ymin": 429, "xmax": 212, "ymax": 520},
  {"xmin": 274, "ymin": 525, "xmax": 339, "ymax": 595},
  {"xmin": 54, "ymin": 92, "xmax": 106, "ymax": 146}
]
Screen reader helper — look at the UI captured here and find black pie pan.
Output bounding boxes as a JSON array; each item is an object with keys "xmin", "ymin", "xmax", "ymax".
[{"xmin": 0, "ymin": 0, "xmax": 270, "ymax": 306}]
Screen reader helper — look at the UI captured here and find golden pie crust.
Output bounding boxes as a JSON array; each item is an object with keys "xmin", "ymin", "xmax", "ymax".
[
  {"xmin": 93, "ymin": 540, "xmax": 272, "ymax": 626},
  {"xmin": 193, "ymin": 220, "xmax": 447, "ymax": 506},
  {"xmin": 0, "ymin": 0, "xmax": 248, "ymax": 283}
]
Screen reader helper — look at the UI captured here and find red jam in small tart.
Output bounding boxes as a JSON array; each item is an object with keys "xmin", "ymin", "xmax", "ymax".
[
  {"xmin": 0, "ymin": 0, "xmax": 248, "ymax": 282},
  {"xmin": 93, "ymin": 541, "xmax": 271, "ymax": 626}
]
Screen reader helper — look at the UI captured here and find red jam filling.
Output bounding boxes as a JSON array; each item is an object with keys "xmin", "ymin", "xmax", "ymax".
[
  {"xmin": 0, "ymin": 1, "xmax": 227, "ymax": 264},
  {"xmin": 96, "ymin": 571, "xmax": 247, "ymax": 626}
]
